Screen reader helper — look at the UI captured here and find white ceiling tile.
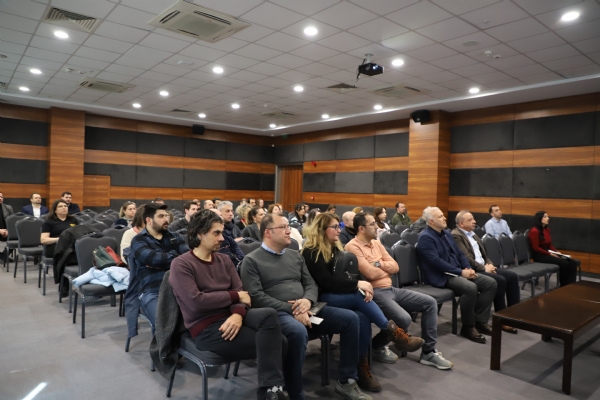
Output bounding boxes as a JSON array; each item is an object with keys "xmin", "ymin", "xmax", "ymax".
[
  {"xmin": 105, "ymin": 5, "xmax": 156, "ymax": 30},
  {"xmin": 322, "ymin": 69, "xmax": 358, "ymax": 83},
  {"xmin": 347, "ymin": 43, "xmax": 400, "ymax": 61},
  {"xmin": 163, "ymin": 54, "xmax": 207, "ymax": 69},
  {"xmin": 0, "ymin": 27, "xmax": 31, "ymax": 46},
  {"xmin": 84, "ymin": 35, "xmax": 134, "ymax": 53},
  {"xmin": 543, "ymin": 55, "xmax": 594, "ymax": 71},
  {"xmin": 25, "ymin": 47, "xmax": 70, "ymax": 63},
  {"xmin": 119, "ymin": 0, "xmax": 170, "ymax": 14},
  {"xmin": 270, "ymin": 0, "xmax": 340, "ymax": 16},
  {"xmin": 256, "ymin": 77, "xmax": 294, "ymax": 89},
  {"xmin": 558, "ymin": 63, "xmax": 600, "ymax": 78},
  {"xmin": 280, "ymin": 19, "xmax": 342, "ymax": 42},
  {"xmin": 488, "ymin": 79, "xmax": 526, "ymax": 89},
  {"xmin": 0, "ymin": 12, "xmax": 41, "ymax": 34},
  {"xmin": 0, "ymin": 0, "xmax": 47, "ymax": 19},
  {"xmin": 224, "ymin": 88, "xmax": 257, "ymax": 98},
  {"xmin": 290, "ymin": 43, "xmax": 340, "ymax": 62},
  {"xmin": 417, "ymin": 18, "xmax": 479, "ymax": 42},
  {"xmin": 508, "ymin": 32, "xmax": 566, "ymax": 53},
  {"xmin": 183, "ymin": 70, "xmax": 220, "ymax": 82},
  {"xmin": 301, "ymin": 76, "xmax": 340, "ymax": 89},
  {"xmin": 513, "ymin": 0, "xmax": 583, "ymax": 15},
  {"xmin": 518, "ymin": 72, "xmax": 565, "ymax": 84},
  {"xmin": 267, "ymin": 54, "xmax": 313, "ymax": 69},
  {"xmin": 149, "ymin": 63, "xmax": 190, "ymax": 77},
  {"xmin": 429, "ymin": 90, "xmax": 461, "ymax": 99},
  {"xmin": 94, "ymin": 21, "xmax": 149, "ymax": 44},
  {"xmin": 572, "ymin": 37, "xmax": 600, "ymax": 53},
  {"xmin": 74, "ymin": 46, "xmax": 121, "ymax": 63},
  {"xmin": 11, "ymin": 71, "xmax": 50, "ymax": 84},
  {"xmin": 66, "ymin": 56, "xmax": 111, "ymax": 71},
  {"xmin": 461, "ymin": 1, "xmax": 529, "ymax": 28},
  {"xmin": 35, "ymin": 22, "xmax": 91, "ymax": 44},
  {"xmin": 527, "ymin": 44, "xmax": 582, "ymax": 63},
  {"xmin": 30, "ymin": 36, "xmax": 80, "ymax": 55},
  {"xmin": 368, "ymin": 69, "xmax": 412, "ymax": 84},
  {"xmin": 230, "ymin": 23, "xmax": 274, "ymax": 42},
  {"xmin": 51, "ymin": 0, "xmax": 116, "ymax": 18},
  {"xmin": 386, "ymin": 2, "xmax": 452, "ymax": 30},
  {"xmin": 126, "ymin": 45, "xmax": 172, "ymax": 62},
  {"xmin": 214, "ymin": 54, "xmax": 261, "ymax": 69},
  {"xmin": 179, "ymin": 44, "xmax": 227, "ymax": 62},
  {"xmin": 555, "ymin": 19, "xmax": 600, "ymax": 42},
  {"xmin": 129, "ymin": 77, "xmax": 164, "ymax": 88},
  {"xmin": 464, "ymin": 44, "xmax": 520, "ymax": 62},
  {"xmin": 255, "ymin": 32, "xmax": 310, "ymax": 53},
  {"xmin": 430, "ymin": 54, "xmax": 479, "ymax": 69},
  {"xmin": 296, "ymin": 62, "xmax": 339, "ymax": 76},
  {"xmin": 275, "ymin": 70, "xmax": 314, "ymax": 83},
  {"xmin": 320, "ymin": 53, "xmax": 363, "ymax": 69},
  {"xmin": 504, "ymin": 64, "xmax": 552, "ymax": 78},
  {"xmin": 243, "ymin": 84, "xmax": 278, "ymax": 94},
  {"xmin": 95, "ymin": 71, "xmax": 133, "ymax": 83},
  {"xmin": 7, "ymin": 77, "xmax": 45, "ymax": 89},
  {"xmin": 138, "ymin": 70, "xmax": 176, "ymax": 83},
  {"xmin": 246, "ymin": 62, "xmax": 289, "ymax": 76},
  {"xmin": 442, "ymin": 31, "xmax": 500, "ymax": 52},
  {"xmin": 232, "ymin": 43, "xmax": 283, "ymax": 62},
  {"xmin": 212, "ymin": 76, "xmax": 249, "ymax": 89},
  {"xmin": 226, "ymin": 69, "xmax": 268, "ymax": 83},
  {"xmin": 40, "ymin": 83, "xmax": 78, "ymax": 96},
  {"xmin": 195, "ymin": 0, "xmax": 264, "ymax": 17},
  {"xmin": 317, "ymin": 31, "xmax": 372, "ymax": 53},
  {"xmin": 137, "ymin": 33, "xmax": 191, "ymax": 53},
  {"xmin": 200, "ymin": 37, "xmax": 249, "ymax": 53},
  {"xmin": 347, "ymin": 18, "xmax": 408, "ymax": 42},
  {"xmin": 241, "ymin": 2, "xmax": 305, "ymax": 30},
  {"xmin": 0, "ymin": 40, "xmax": 26, "ymax": 55},
  {"xmin": 168, "ymin": 77, "xmax": 205, "ymax": 88},
  {"xmin": 405, "ymin": 44, "xmax": 458, "ymax": 62},
  {"xmin": 485, "ymin": 18, "xmax": 549, "ymax": 43},
  {"xmin": 441, "ymin": 78, "xmax": 482, "ymax": 92},
  {"xmin": 312, "ymin": 1, "xmax": 378, "ymax": 30},
  {"xmin": 432, "ymin": 0, "xmax": 501, "ymax": 14},
  {"xmin": 381, "ymin": 31, "xmax": 436, "ymax": 53},
  {"xmin": 114, "ymin": 55, "xmax": 159, "ymax": 69},
  {"xmin": 420, "ymin": 70, "xmax": 463, "ymax": 83},
  {"xmin": 19, "ymin": 56, "xmax": 63, "ymax": 70},
  {"xmin": 349, "ymin": 0, "xmax": 419, "ymax": 15},
  {"xmin": 485, "ymin": 54, "xmax": 536, "ymax": 69},
  {"xmin": 400, "ymin": 63, "xmax": 444, "ymax": 76},
  {"xmin": 450, "ymin": 62, "xmax": 497, "ymax": 77},
  {"xmin": 535, "ymin": 1, "xmax": 600, "ymax": 30}
]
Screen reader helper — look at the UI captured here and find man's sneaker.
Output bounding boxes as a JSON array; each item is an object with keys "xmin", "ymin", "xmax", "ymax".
[
  {"xmin": 386, "ymin": 320, "xmax": 424, "ymax": 352},
  {"xmin": 419, "ymin": 350, "xmax": 453, "ymax": 370},
  {"xmin": 261, "ymin": 386, "xmax": 289, "ymax": 400},
  {"xmin": 335, "ymin": 379, "xmax": 372, "ymax": 400},
  {"xmin": 372, "ymin": 346, "xmax": 398, "ymax": 364},
  {"xmin": 357, "ymin": 355, "xmax": 381, "ymax": 392}
]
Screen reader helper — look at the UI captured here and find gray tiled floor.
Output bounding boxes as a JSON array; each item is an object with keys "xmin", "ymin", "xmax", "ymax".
[{"xmin": 2, "ymin": 264, "xmax": 600, "ymax": 400}]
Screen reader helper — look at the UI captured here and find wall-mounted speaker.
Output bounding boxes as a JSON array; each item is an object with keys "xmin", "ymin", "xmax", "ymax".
[
  {"xmin": 410, "ymin": 110, "xmax": 430, "ymax": 124},
  {"xmin": 192, "ymin": 124, "xmax": 205, "ymax": 135}
]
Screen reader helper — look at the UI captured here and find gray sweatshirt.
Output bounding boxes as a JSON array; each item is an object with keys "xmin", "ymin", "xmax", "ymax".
[{"xmin": 240, "ymin": 247, "xmax": 318, "ymax": 314}]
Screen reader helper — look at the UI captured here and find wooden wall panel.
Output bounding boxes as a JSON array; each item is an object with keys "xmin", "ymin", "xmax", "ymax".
[
  {"xmin": 226, "ymin": 190, "xmax": 263, "ymax": 201},
  {"xmin": 450, "ymin": 151, "xmax": 513, "ymax": 169},
  {"xmin": 183, "ymin": 157, "xmax": 225, "ymax": 171},
  {"xmin": 303, "ymin": 191, "xmax": 337, "ymax": 205},
  {"xmin": 511, "ymin": 198, "xmax": 592, "ymax": 219},
  {"xmin": 450, "ymin": 104, "xmax": 515, "ymax": 127},
  {"xmin": 304, "ymin": 161, "xmax": 336, "ymax": 173},
  {"xmin": 589, "ymin": 254, "xmax": 600, "ymax": 274},
  {"xmin": 336, "ymin": 158, "xmax": 375, "ymax": 172},
  {"xmin": 182, "ymin": 189, "xmax": 225, "ymax": 200},
  {"xmin": 0, "ymin": 183, "xmax": 48, "ymax": 198},
  {"xmin": 110, "ymin": 186, "xmax": 132, "ymax": 199},
  {"xmin": 374, "ymin": 157, "xmax": 408, "ymax": 171},
  {"xmin": 591, "ymin": 200, "xmax": 600, "ymax": 220},
  {"xmin": 304, "ymin": 158, "xmax": 408, "ymax": 173},
  {"xmin": 135, "ymin": 187, "xmax": 183, "ymax": 200},
  {"xmin": 84, "ymin": 149, "xmax": 136, "ymax": 166},
  {"xmin": 373, "ymin": 194, "xmax": 409, "ymax": 208},
  {"xmin": 280, "ymin": 165, "xmax": 303, "ymax": 211},
  {"xmin": 449, "ymin": 196, "xmax": 513, "ymax": 215},
  {"xmin": 0, "ymin": 102, "xmax": 49, "ymax": 122},
  {"xmin": 513, "ymin": 147, "xmax": 596, "ymax": 167},
  {"xmin": 136, "ymin": 153, "xmax": 183, "ymax": 168},
  {"xmin": 0, "ymin": 144, "xmax": 47, "ymax": 161},
  {"xmin": 83, "ymin": 175, "xmax": 110, "ymax": 207},
  {"xmin": 514, "ymin": 93, "xmax": 597, "ymax": 120}
]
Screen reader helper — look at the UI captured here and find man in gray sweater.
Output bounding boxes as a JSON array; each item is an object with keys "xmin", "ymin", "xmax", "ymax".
[{"xmin": 241, "ymin": 213, "xmax": 370, "ymax": 400}]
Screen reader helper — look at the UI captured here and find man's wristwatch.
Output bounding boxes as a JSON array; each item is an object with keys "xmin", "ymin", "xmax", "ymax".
[{"xmin": 374, "ymin": 261, "xmax": 381, "ymax": 268}]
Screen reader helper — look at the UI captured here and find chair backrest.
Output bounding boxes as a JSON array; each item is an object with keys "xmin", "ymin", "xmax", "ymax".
[
  {"xmin": 380, "ymin": 231, "xmax": 401, "ymax": 249},
  {"xmin": 86, "ymin": 221, "xmax": 109, "ymax": 231},
  {"xmin": 75, "ymin": 233, "xmax": 119, "ymax": 275},
  {"xmin": 513, "ymin": 230, "xmax": 531, "ymax": 264},
  {"xmin": 287, "ymin": 237, "xmax": 299, "ymax": 251},
  {"xmin": 82, "ymin": 209, "xmax": 97, "ymax": 216},
  {"xmin": 103, "ymin": 226, "xmax": 129, "ymax": 245},
  {"xmin": 497, "ymin": 234, "xmax": 517, "ymax": 267},
  {"xmin": 392, "ymin": 241, "xmax": 420, "ymax": 287},
  {"xmin": 400, "ymin": 229, "xmax": 419, "ymax": 246},
  {"xmin": 239, "ymin": 240, "xmax": 261, "ymax": 255},
  {"xmin": 16, "ymin": 217, "xmax": 44, "ymax": 248},
  {"xmin": 481, "ymin": 234, "xmax": 502, "ymax": 267},
  {"xmin": 6, "ymin": 213, "xmax": 29, "ymax": 240},
  {"xmin": 40, "ymin": 213, "xmax": 49, "ymax": 220},
  {"xmin": 383, "ymin": 245, "xmax": 393, "ymax": 257},
  {"xmin": 395, "ymin": 224, "xmax": 409, "ymax": 235},
  {"xmin": 473, "ymin": 226, "xmax": 485, "ymax": 239},
  {"xmin": 102, "ymin": 213, "xmax": 118, "ymax": 222},
  {"xmin": 289, "ymin": 222, "xmax": 302, "ymax": 231},
  {"xmin": 176, "ymin": 228, "xmax": 188, "ymax": 245},
  {"xmin": 93, "ymin": 216, "xmax": 113, "ymax": 227}
]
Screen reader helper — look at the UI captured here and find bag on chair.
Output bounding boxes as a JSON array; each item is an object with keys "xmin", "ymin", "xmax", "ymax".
[{"xmin": 93, "ymin": 245, "xmax": 125, "ymax": 269}]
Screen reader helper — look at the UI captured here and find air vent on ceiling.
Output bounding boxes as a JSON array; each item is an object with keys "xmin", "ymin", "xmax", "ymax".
[
  {"xmin": 79, "ymin": 78, "xmax": 135, "ymax": 93},
  {"xmin": 0, "ymin": 81, "xmax": 6, "ymax": 91},
  {"xmin": 326, "ymin": 82, "xmax": 359, "ymax": 94},
  {"xmin": 261, "ymin": 110, "xmax": 297, "ymax": 119},
  {"xmin": 169, "ymin": 109, "xmax": 192, "ymax": 113},
  {"xmin": 148, "ymin": 0, "xmax": 251, "ymax": 42},
  {"xmin": 44, "ymin": 7, "xmax": 99, "ymax": 32},
  {"xmin": 369, "ymin": 83, "xmax": 431, "ymax": 98}
]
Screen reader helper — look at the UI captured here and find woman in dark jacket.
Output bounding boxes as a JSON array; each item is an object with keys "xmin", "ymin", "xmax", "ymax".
[
  {"xmin": 241, "ymin": 206, "xmax": 265, "ymax": 241},
  {"xmin": 528, "ymin": 211, "xmax": 578, "ymax": 286},
  {"xmin": 114, "ymin": 201, "xmax": 136, "ymax": 227}
]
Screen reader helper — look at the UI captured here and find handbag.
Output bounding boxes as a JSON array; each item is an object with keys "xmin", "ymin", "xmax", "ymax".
[{"xmin": 93, "ymin": 245, "xmax": 125, "ymax": 269}]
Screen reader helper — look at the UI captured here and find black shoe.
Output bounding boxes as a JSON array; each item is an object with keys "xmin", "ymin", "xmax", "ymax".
[
  {"xmin": 258, "ymin": 386, "xmax": 289, "ymax": 400},
  {"xmin": 475, "ymin": 322, "xmax": 493, "ymax": 335},
  {"xmin": 460, "ymin": 326, "xmax": 486, "ymax": 344}
]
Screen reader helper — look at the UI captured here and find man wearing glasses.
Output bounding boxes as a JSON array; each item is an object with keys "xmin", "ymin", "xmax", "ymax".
[
  {"xmin": 241, "ymin": 213, "xmax": 371, "ymax": 400},
  {"xmin": 345, "ymin": 213, "xmax": 453, "ymax": 370}
]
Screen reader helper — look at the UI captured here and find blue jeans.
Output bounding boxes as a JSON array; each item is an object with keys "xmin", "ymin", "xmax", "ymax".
[
  {"xmin": 319, "ymin": 291, "xmax": 388, "ymax": 356},
  {"xmin": 139, "ymin": 289, "xmax": 159, "ymax": 334},
  {"xmin": 278, "ymin": 306, "xmax": 359, "ymax": 400}
]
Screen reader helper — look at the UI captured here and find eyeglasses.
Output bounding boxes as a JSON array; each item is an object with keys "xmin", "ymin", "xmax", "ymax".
[
  {"xmin": 361, "ymin": 221, "xmax": 377, "ymax": 227},
  {"xmin": 327, "ymin": 224, "xmax": 341, "ymax": 231},
  {"xmin": 267, "ymin": 224, "xmax": 290, "ymax": 231}
]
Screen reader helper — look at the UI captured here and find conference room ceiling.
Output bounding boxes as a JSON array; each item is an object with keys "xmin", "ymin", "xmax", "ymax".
[{"xmin": 1, "ymin": 0, "xmax": 600, "ymax": 136}]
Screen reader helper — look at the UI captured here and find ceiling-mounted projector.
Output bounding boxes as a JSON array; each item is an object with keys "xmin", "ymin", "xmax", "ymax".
[{"xmin": 358, "ymin": 54, "xmax": 383, "ymax": 77}]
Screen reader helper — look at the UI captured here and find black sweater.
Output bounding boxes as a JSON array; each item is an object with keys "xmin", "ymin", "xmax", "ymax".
[{"xmin": 301, "ymin": 247, "xmax": 358, "ymax": 294}]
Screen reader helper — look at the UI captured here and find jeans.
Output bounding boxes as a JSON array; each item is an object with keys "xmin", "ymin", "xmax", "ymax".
[
  {"xmin": 445, "ymin": 274, "xmax": 497, "ymax": 327},
  {"xmin": 278, "ymin": 306, "xmax": 359, "ymax": 400},
  {"xmin": 373, "ymin": 287, "xmax": 439, "ymax": 353},
  {"xmin": 195, "ymin": 308, "xmax": 286, "ymax": 388},
  {"xmin": 480, "ymin": 268, "xmax": 520, "ymax": 311},
  {"xmin": 139, "ymin": 289, "xmax": 159, "ymax": 334},
  {"xmin": 319, "ymin": 291, "xmax": 388, "ymax": 356}
]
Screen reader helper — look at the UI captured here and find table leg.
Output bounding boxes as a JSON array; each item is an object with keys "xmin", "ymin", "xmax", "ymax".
[
  {"xmin": 562, "ymin": 335, "xmax": 573, "ymax": 395},
  {"xmin": 490, "ymin": 315, "xmax": 502, "ymax": 370}
]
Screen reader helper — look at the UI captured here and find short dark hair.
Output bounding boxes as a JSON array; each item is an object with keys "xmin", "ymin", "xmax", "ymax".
[
  {"xmin": 143, "ymin": 203, "xmax": 167, "ymax": 223},
  {"xmin": 489, "ymin": 204, "xmax": 498, "ymax": 214},
  {"xmin": 61, "ymin": 191, "xmax": 72, "ymax": 197},
  {"xmin": 295, "ymin": 203, "xmax": 304, "ymax": 212},
  {"xmin": 395, "ymin": 202, "xmax": 404, "ymax": 209},
  {"xmin": 183, "ymin": 201, "xmax": 196, "ymax": 211},
  {"xmin": 153, "ymin": 197, "xmax": 163, "ymax": 202},
  {"xmin": 30, "ymin": 193, "xmax": 41, "ymax": 199},
  {"xmin": 326, "ymin": 204, "xmax": 336, "ymax": 211},
  {"xmin": 132, "ymin": 204, "xmax": 146, "ymax": 229},
  {"xmin": 188, "ymin": 209, "xmax": 223, "ymax": 249},
  {"xmin": 212, "ymin": 198, "xmax": 221, "ymax": 202},
  {"xmin": 353, "ymin": 212, "xmax": 372, "ymax": 231},
  {"xmin": 260, "ymin": 212, "xmax": 284, "ymax": 238}
]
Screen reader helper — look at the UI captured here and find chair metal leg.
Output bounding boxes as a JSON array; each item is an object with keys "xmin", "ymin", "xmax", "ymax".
[
  {"xmin": 199, "ymin": 362, "xmax": 209, "ymax": 400},
  {"xmin": 58, "ymin": 279, "xmax": 62, "ymax": 303},
  {"xmin": 452, "ymin": 297, "xmax": 458, "ymax": 335},
  {"xmin": 125, "ymin": 337, "xmax": 131, "ymax": 352},
  {"xmin": 320, "ymin": 335, "xmax": 330, "ymax": 386},
  {"xmin": 38, "ymin": 262, "xmax": 42, "ymax": 288},
  {"xmin": 68, "ymin": 281, "xmax": 73, "ymax": 313},
  {"xmin": 72, "ymin": 293, "xmax": 78, "ymax": 323},
  {"xmin": 151, "ymin": 361, "xmax": 155, "ymax": 372},
  {"xmin": 23, "ymin": 256, "xmax": 27, "ymax": 283},
  {"xmin": 545, "ymin": 274, "xmax": 550, "ymax": 293},
  {"xmin": 43, "ymin": 265, "xmax": 47, "ymax": 296},
  {"xmin": 223, "ymin": 363, "xmax": 231, "ymax": 379},
  {"xmin": 530, "ymin": 279, "xmax": 535, "ymax": 298},
  {"xmin": 233, "ymin": 360, "xmax": 240, "ymax": 376},
  {"xmin": 166, "ymin": 368, "xmax": 176, "ymax": 397},
  {"xmin": 118, "ymin": 294, "xmax": 124, "ymax": 317},
  {"xmin": 81, "ymin": 296, "xmax": 86, "ymax": 338},
  {"xmin": 13, "ymin": 255, "xmax": 18, "ymax": 278}
]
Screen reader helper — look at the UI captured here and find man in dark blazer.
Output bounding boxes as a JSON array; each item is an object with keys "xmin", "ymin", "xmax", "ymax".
[
  {"xmin": 21, "ymin": 193, "xmax": 49, "ymax": 217},
  {"xmin": 416, "ymin": 206, "xmax": 497, "ymax": 344},
  {"xmin": 452, "ymin": 211, "xmax": 520, "ymax": 334}
]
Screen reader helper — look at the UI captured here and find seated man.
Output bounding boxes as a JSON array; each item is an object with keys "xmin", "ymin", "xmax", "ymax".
[
  {"xmin": 390, "ymin": 202, "xmax": 412, "ymax": 227},
  {"xmin": 416, "ymin": 207, "xmax": 497, "ymax": 344},
  {"xmin": 203, "ymin": 199, "xmax": 214, "ymax": 210},
  {"xmin": 22, "ymin": 192, "xmax": 49, "ymax": 217},
  {"xmin": 484, "ymin": 204, "xmax": 512, "ymax": 238},
  {"xmin": 169, "ymin": 201, "xmax": 198, "ymax": 232},
  {"xmin": 339, "ymin": 211, "xmax": 356, "ymax": 246},
  {"xmin": 241, "ymin": 213, "xmax": 371, "ymax": 400},
  {"xmin": 61, "ymin": 191, "xmax": 80, "ymax": 214},
  {"xmin": 152, "ymin": 197, "xmax": 165, "ymax": 205},
  {"xmin": 346, "ymin": 213, "xmax": 453, "ymax": 370},
  {"xmin": 130, "ymin": 203, "xmax": 189, "ymax": 328},
  {"xmin": 170, "ymin": 210, "xmax": 289, "ymax": 400},
  {"xmin": 409, "ymin": 212, "xmax": 427, "ymax": 234},
  {"xmin": 218, "ymin": 201, "xmax": 244, "ymax": 242},
  {"xmin": 212, "ymin": 207, "xmax": 245, "ymax": 268},
  {"xmin": 452, "ymin": 210, "xmax": 519, "ymax": 334}
]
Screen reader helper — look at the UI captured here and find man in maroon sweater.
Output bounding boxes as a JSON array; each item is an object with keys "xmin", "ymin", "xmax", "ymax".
[{"xmin": 170, "ymin": 210, "xmax": 289, "ymax": 400}]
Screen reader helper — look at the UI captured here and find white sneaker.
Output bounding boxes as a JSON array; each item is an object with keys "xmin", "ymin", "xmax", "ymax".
[
  {"xmin": 372, "ymin": 346, "xmax": 398, "ymax": 364},
  {"xmin": 419, "ymin": 350, "xmax": 453, "ymax": 370}
]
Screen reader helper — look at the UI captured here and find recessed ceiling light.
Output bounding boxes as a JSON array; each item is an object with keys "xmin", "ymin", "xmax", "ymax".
[
  {"xmin": 19, "ymin": 86, "xmax": 30, "ymax": 92},
  {"xmin": 54, "ymin": 30, "xmax": 69, "ymax": 39},
  {"xmin": 392, "ymin": 58, "xmax": 404, "ymax": 67},
  {"xmin": 469, "ymin": 87, "xmax": 480, "ymax": 94},
  {"xmin": 198, "ymin": 113, "xmax": 206, "ymax": 118},
  {"xmin": 322, "ymin": 114, "xmax": 329, "ymax": 119},
  {"xmin": 373, "ymin": 104, "xmax": 382, "ymax": 110},
  {"xmin": 159, "ymin": 90, "xmax": 169, "ymax": 96},
  {"xmin": 304, "ymin": 26, "xmax": 318, "ymax": 36},
  {"xmin": 561, "ymin": 11, "xmax": 580, "ymax": 21},
  {"xmin": 213, "ymin": 66, "xmax": 224, "ymax": 74},
  {"xmin": 30, "ymin": 68, "xmax": 42, "ymax": 75},
  {"xmin": 231, "ymin": 103, "xmax": 240, "ymax": 109},
  {"xmin": 269, "ymin": 123, "xmax": 276, "ymax": 128},
  {"xmin": 294, "ymin": 85, "xmax": 304, "ymax": 92},
  {"xmin": 132, "ymin": 103, "xmax": 141, "ymax": 108}
]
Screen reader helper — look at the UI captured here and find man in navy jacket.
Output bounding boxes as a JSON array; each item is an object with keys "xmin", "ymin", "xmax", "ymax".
[
  {"xmin": 21, "ymin": 193, "xmax": 49, "ymax": 217},
  {"xmin": 416, "ymin": 207, "xmax": 496, "ymax": 344}
]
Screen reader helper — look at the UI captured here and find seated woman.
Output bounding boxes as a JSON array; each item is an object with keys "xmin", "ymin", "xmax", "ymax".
[
  {"xmin": 301, "ymin": 213, "xmax": 414, "ymax": 393},
  {"xmin": 326, "ymin": 204, "xmax": 337, "ymax": 214},
  {"xmin": 267, "ymin": 203, "xmax": 283, "ymax": 214},
  {"xmin": 120, "ymin": 205, "xmax": 145, "ymax": 264},
  {"xmin": 529, "ymin": 211, "xmax": 578, "ymax": 286},
  {"xmin": 288, "ymin": 203, "xmax": 306, "ymax": 226},
  {"xmin": 114, "ymin": 201, "xmax": 136, "ymax": 228},
  {"xmin": 373, "ymin": 206, "xmax": 391, "ymax": 240},
  {"xmin": 241, "ymin": 206, "xmax": 265, "ymax": 241},
  {"xmin": 235, "ymin": 204, "xmax": 251, "ymax": 232},
  {"xmin": 352, "ymin": 206, "xmax": 363, "ymax": 214},
  {"xmin": 40, "ymin": 199, "xmax": 79, "ymax": 257}
]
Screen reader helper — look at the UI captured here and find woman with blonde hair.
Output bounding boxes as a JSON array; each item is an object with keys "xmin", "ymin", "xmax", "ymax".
[
  {"xmin": 114, "ymin": 201, "xmax": 136, "ymax": 227},
  {"xmin": 235, "ymin": 204, "xmax": 252, "ymax": 232},
  {"xmin": 352, "ymin": 206, "xmax": 363, "ymax": 214}
]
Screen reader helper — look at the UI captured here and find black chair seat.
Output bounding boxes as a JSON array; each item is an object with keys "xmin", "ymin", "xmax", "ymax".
[
  {"xmin": 405, "ymin": 285, "xmax": 455, "ymax": 303},
  {"xmin": 6, "ymin": 240, "xmax": 18, "ymax": 249},
  {"xmin": 18, "ymin": 247, "xmax": 43, "ymax": 256},
  {"xmin": 519, "ymin": 263, "xmax": 555, "ymax": 277},
  {"xmin": 76, "ymin": 283, "xmax": 124, "ymax": 297},
  {"xmin": 180, "ymin": 332, "xmax": 233, "ymax": 365},
  {"xmin": 63, "ymin": 266, "xmax": 80, "ymax": 278},
  {"xmin": 504, "ymin": 267, "xmax": 534, "ymax": 280}
]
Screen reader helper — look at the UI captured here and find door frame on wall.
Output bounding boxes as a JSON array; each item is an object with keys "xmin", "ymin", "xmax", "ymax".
[{"xmin": 275, "ymin": 164, "xmax": 303, "ymax": 212}]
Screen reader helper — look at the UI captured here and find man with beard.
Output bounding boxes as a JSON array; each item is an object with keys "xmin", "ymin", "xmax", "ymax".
[{"xmin": 130, "ymin": 203, "xmax": 189, "ymax": 328}]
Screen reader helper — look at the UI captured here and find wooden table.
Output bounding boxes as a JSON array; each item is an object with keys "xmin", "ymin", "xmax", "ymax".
[{"xmin": 490, "ymin": 281, "xmax": 600, "ymax": 394}]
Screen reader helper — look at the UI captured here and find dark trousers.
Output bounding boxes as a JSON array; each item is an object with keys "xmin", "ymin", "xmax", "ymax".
[
  {"xmin": 480, "ymin": 268, "xmax": 520, "ymax": 311},
  {"xmin": 532, "ymin": 253, "xmax": 578, "ymax": 286},
  {"xmin": 278, "ymin": 306, "xmax": 359, "ymax": 400},
  {"xmin": 195, "ymin": 308, "xmax": 286, "ymax": 389},
  {"xmin": 445, "ymin": 274, "xmax": 497, "ymax": 327}
]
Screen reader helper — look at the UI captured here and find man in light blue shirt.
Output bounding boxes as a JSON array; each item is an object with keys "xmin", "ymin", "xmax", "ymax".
[{"xmin": 484, "ymin": 205, "xmax": 512, "ymax": 238}]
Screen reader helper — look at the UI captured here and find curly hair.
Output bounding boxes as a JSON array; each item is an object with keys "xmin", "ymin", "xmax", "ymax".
[{"xmin": 188, "ymin": 209, "xmax": 224, "ymax": 249}]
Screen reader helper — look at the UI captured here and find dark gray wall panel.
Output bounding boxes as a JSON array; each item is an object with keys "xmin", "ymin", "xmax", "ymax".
[
  {"xmin": 451, "ymin": 121, "xmax": 514, "ymax": 153},
  {"xmin": 505, "ymin": 215, "xmax": 591, "ymax": 252},
  {"xmin": 85, "ymin": 127, "xmax": 137, "ymax": 152},
  {"xmin": 136, "ymin": 166, "xmax": 183, "ymax": 188},
  {"xmin": 226, "ymin": 142, "xmax": 265, "ymax": 163},
  {"xmin": 336, "ymin": 137, "xmax": 374, "ymax": 160},
  {"xmin": 447, "ymin": 211, "xmax": 491, "ymax": 230},
  {"xmin": 304, "ymin": 141, "xmax": 336, "ymax": 161},
  {"xmin": 303, "ymin": 173, "xmax": 335, "ymax": 192},
  {"xmin": 3, "ymin": 198, "xmax": 48, "ymax": 213},
  {"xmin": 84, "ymin": 163, "xmax": 136, "ymax": 186},
  {"xmin": 514, "ymin": 112, "xmax": 596, "ymax": 150},
  {"xmin": 335, "ymin": 172, "xmax": 373, "ymax": 194},
  {"xmin": 594, "ymin": 166, "xmax": 600, "ymax": 200},
  {"xmin": 590, "ymin": 220, "xmax": 600, "ymax": 254},
  {"xmin": 374, "ymin": 171, "xmax": 408, "ymax": 194},
  {"xmin": 134, "ymin": 199, "xmax": 184, "ymax": 211},
  {"xmin": 596, "ymin": 112, "xmax": 600, "ymax": 145},
  {"xmin": 183, "ymin": 169, "xmax": 226, "ymax": 189},
  {"xmin": 184, "ymin": 137, "xmax": 227, "ymax": 160},
  {"xmin": 137, "ymin": 132, "xmax": 185, "ymax": 157},
  {"xmin": 275, "ymin": 144, "xmax": 303, "ymax": 164},
  {"xmin": 0, "ymin": 159, "xmax": 46, "ymax": 184},
  {"xmin": 375, "ymin": 133, "xmax": 409, "ymax": 157},
  {"xmin": 512, "ymin": 166, "xmax": 593, "ymax": 199},
  {"xmin": 0, "ymin": 117, "xmax": 48, "ymax": 146},
  {"xmin": 261, "ymin": 174, "xmax": 275, "ymax": 191},
  {"xmin": 449, "ymin": 168, "xmax": 513, "ymax": 197},
  {"xmin": 226, "ymin": 172, "xmax": 262, "ymax": 190}
]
